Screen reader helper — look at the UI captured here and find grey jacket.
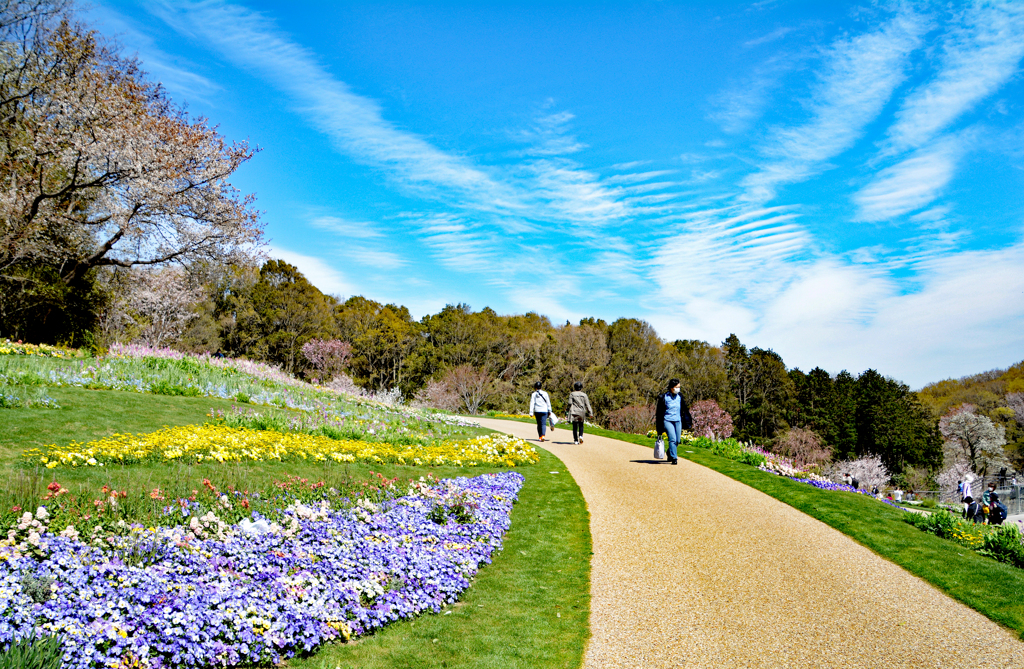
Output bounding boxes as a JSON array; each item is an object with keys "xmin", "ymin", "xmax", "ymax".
[{"xmin": 568, "ymin": 391, "xmax": 593, "ymax": 420}]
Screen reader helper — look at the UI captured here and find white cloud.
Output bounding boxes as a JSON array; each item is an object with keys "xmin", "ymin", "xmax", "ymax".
[
  {"xmin": 744, "ymin": 26, "xmax": 796, "ymax": 48},
  {"xmin": 885, "ymin": 1, "xmax": 1024, "ymax": 154},
  {"xmin": 88, "ymin": 4, "xmax": 221, "ymax": 104},
  {"xmin": 269, "ymin": 246, "xmax": 354, "ymax": 297},
  {"xmin": 650, "ymin": 239, "xmax": 1024, "ymax": 388},
  {"xmin": 152, "ymin": 1, "xmax": 519, "ymax": 211},
  {"xmin": 741, "ymin": 7, "xmax": 927, "ymax": 201},
  {"xmin": 308, "ymin": 215, "xmax": 383, "ymax": 239},
  {"xmin": 854, "ymin": 137, "xmax": 961, "ymax": 221}
]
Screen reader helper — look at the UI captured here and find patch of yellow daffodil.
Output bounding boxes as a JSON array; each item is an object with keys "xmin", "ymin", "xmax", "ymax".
[
  {"xmin": 0, "ymin": 339, "xmax": 83, "ymax": 358},
  {"xmin": 27, "ymin": 425, "xmax": 540, "ymax": 468}
]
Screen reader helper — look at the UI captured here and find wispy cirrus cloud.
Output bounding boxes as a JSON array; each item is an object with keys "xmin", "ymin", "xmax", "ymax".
[
  {"xmin": 740, "ymin": 7, "xmax": 927, "ymax": 201},
  {"xmin": 709, "ymin": 55, "xmax": 796, "ymax": 134},
  {"xmin": 884, "ymin": 1, "xmax": 1024, "ymax": 155},
  {"xmin": 151, "ymin": 1, "xmax": 521, "ymax": 212},
  {"xmin": 854, "ymin": 135, "xmax": 963, "ymax": 221},
  {"xmin": 87, "ymin": 5, "xmax": 221, "ymax": 104}
]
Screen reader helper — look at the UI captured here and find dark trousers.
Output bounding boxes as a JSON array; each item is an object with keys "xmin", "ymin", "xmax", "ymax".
[
  {"xmin": 534, "ymin": 412, "xmax": 549, "ymax": 437},
  {"xmin": 572, "ymin": 419, "xmax": 584, "ymax": 441}
]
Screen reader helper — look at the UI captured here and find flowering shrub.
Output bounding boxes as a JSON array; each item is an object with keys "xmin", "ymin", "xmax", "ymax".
[
  {"xmin": 301, "ymin": 339, "xmax": 352, "ymax": 382},
  {"xmin": 824, "ymin": 454, "xmax": 890, "ymax": 491},
  {"xmin": 606, "ymin": 404, "xmax": 654, "ymax": 435},
  {"xmin": 0, "ymin": 472, "xmax": 524, "ymax": 668},
  {"xmin": 773, "ymin": 427, "xmax": 830, "ymax": 469},
  {"xmin": 689, "ymin": 399, "xmax": 733, "ymax": 439},
  {"xmin": 28, "ymin": 426, "xmax": 540, "ymax": 469}
]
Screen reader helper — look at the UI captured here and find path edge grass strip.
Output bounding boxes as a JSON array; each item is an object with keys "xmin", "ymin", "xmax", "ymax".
[{"xmin": 486, "ymin": 416, "xmax": 1024, "ymax": 640}]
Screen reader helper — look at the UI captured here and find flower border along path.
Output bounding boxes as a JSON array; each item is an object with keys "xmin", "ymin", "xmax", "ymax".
[
  {"xmin": 476, "ymin": 417, "xmax": 1024, "ymax": 669},
  {"xmin": 286, "ymin": 445, "xmax": 591, "ymax": 669},
  {"xmin": 2, "ymin": 473, "xmax": 525, "ymax": 668}
]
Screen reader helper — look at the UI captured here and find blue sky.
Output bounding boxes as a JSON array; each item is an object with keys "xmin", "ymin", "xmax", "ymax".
[{"xmin": 89, "ymin": 1, "xmax": 1024, "ymax": 388}]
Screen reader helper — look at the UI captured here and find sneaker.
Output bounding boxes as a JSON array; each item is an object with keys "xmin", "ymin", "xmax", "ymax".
[{"xmin": 573, "ymin": 440, "xmax": 579, "ymax": 445}]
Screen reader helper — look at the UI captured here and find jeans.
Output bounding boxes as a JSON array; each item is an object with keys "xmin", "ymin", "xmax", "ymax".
[
  {"xmin": 534, "ymin": 412, "xmax": 549, "ymax": 437},
  {"xmin": 664, "ymin": 420, "xmax": 682, "ymax": 460},
  {"xmin": 572, "ymin": 419, "xmax": 584, "ymax": 441}
]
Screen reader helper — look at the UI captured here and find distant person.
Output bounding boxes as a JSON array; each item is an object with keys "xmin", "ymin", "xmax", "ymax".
[
  {"xmin": 843, "ymin": 473, "xmax": 852, "ymax": 487},
  {"xmin": 567, "ymin": 381, "xmax": 594, "ymax": 445},
  {"xmin": 851, "ymin": 477, "xmax": 859, "ymax": 491},
  {"xmin": 962, "ymin": 475, "xmax": 973, "ymax": 504},
  {"xmin": 957, "ymin": 480, "xmax": 963, "ymax": 501},
  {"xmin": 894, "ymin": 488, "xmax": 903, "ymax": 503},
  {"xmin": 963, "ymin": 496, "xmax": 984, "ymax": 524},
  {"xmin": 983, "ymin": 481, "xmax": 997, "ymax": 506},
  {"xmin": 655, "ymin": 378, "xmax": 692, "ymax": 466},
  {"xmin": 528, "ymin": 381, "xmax": 553, "ymax": 442},
  {"xmin": 989, "ymin": 492, "xmax": 1007, "ymax": 525}
]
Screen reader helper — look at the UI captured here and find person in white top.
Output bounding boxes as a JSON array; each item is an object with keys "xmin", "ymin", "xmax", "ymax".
[{"xmin": 528, "ymin": 381, "xmax": 552, "ymax": 442}]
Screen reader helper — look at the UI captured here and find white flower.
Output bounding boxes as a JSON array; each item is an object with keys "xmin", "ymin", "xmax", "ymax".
[{"xmin": 35, "ymin": 506, "xmax": 49, "ymax": 521}]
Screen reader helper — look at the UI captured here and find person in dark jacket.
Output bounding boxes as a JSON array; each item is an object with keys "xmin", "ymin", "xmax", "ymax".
[
  {"xmin": 654, "ymin": 378, "xmax": 692, "ymax": 466},
  {"xmin": 989, "ymin": 492, "xmax": 1007, "ymax": 525},
  {"xmin": 963, "ymin": 496, "xmax": 984, "ymax": 524}
]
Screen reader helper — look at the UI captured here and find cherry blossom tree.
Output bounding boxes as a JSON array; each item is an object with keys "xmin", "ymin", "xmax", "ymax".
[
  {"xmin": 94, "ymin": 267, "xmax": 202, "ymax": 348},
  {"xmin": 1, "ymin": 1, "xmax": 262, "ymax": 283},
  {"xmin": 936, "ymin": 460, "xmax": 973, "ymax": 503},
  {"xmin": 129, "ymin": 268, "xmax": 203, "ymax": 348},
  {"xmin": 1006, "ymin": 393, "xmax": 1024, "ymax": 426},
  {"xmin": 940, "ymin": 404, "xmax": 1008, "ymax": 476},
  {"xmin": 826, "ymin": 454, "xmax": 890, "ymax": 490},
  {"xmin": 411, "ymin": 379, "xmax": 460, "ymax": 412},
  {"xmin": 773, "ymin": 427, "xmax": 830, "ymax": 469},
  {"xmin": 690, "ymin": 399, "xmax": 734, "ymax": 439},
  {"xmin": 301, "ymin": 338, "xmax": 352, "ymax": 382}
]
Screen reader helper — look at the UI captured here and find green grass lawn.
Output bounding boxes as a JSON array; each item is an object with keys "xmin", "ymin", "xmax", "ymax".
[
  {"xmin": 0, "ymin": 388, "xmax": 592, "ymax": 668},
  {"xmin": 487, "ymin": 416, "xmax": 1024, "ymax": 639}
]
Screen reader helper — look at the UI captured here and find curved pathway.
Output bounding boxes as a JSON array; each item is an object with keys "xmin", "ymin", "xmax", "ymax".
[{"xmin": 475, "ymin": 417, "xmax": 1024, "ymax": 669}]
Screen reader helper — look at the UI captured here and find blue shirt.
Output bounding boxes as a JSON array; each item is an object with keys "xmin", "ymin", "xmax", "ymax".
[{"xmin": 664, "ymin": 392, "xmax": 682, "ymax": 423}]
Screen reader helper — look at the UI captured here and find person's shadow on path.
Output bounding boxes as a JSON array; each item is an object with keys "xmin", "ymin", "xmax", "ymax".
[{"xmin": 629, "ymin": 459, "xmax": 673, "ymax": 465}]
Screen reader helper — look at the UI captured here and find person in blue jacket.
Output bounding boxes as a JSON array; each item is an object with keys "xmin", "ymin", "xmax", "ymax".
[{"xmin": 655, "ymin": 378, "xmax": 693, "ymax": 465}]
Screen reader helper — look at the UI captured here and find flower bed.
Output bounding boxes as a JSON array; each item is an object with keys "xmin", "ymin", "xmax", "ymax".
[
  {"xmin": 1, "ymin": 472, "xmax": 524, "ymax": 668},
  {"xmin": 0, "ymin": 340, "xmax": 84, "ymax": 359},
  {"xmin": 28, "ymin": 426, "xmax": 540, "ymax": 468}
]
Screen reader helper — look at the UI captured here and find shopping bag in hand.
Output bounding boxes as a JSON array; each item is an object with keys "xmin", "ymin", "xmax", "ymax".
[{"xmin": 654, "ymin": 435, "xmax": 665, "ymax": 460}]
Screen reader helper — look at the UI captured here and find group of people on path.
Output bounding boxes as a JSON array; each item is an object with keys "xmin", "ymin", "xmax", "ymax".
[
  {"xmin": 528, "ymin": 380, "xmax": 595, "ymax": 445},
  {"xmin": 960, "ymin": 478, "xmax": 1009, "ymax": 525},
  {"xmin": 527, "ymin": 378, "xmax": 693, "ymax": 464}
]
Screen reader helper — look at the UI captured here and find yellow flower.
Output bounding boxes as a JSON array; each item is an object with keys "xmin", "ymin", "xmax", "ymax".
[{"xmin": 30, "ymin": 425, "xmax": 539, "ymax": 468}]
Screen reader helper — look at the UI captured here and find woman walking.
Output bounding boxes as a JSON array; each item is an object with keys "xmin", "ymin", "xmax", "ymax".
[
  {"xmin": 529, "ymin": 381, "xmax": 553, "ymax": 442},
  {"xmin": 655, "ymin": 378, "xmax": 692, "ymax": 465},
  {"xmin": 567, "ymin": 381, "xmax": 594, "ymax": 445}
]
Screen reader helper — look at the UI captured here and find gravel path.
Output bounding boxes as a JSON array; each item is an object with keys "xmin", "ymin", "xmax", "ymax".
[{"xmin": 475, "ymin": 417, "xmax": 1024, "ymax": 669}]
